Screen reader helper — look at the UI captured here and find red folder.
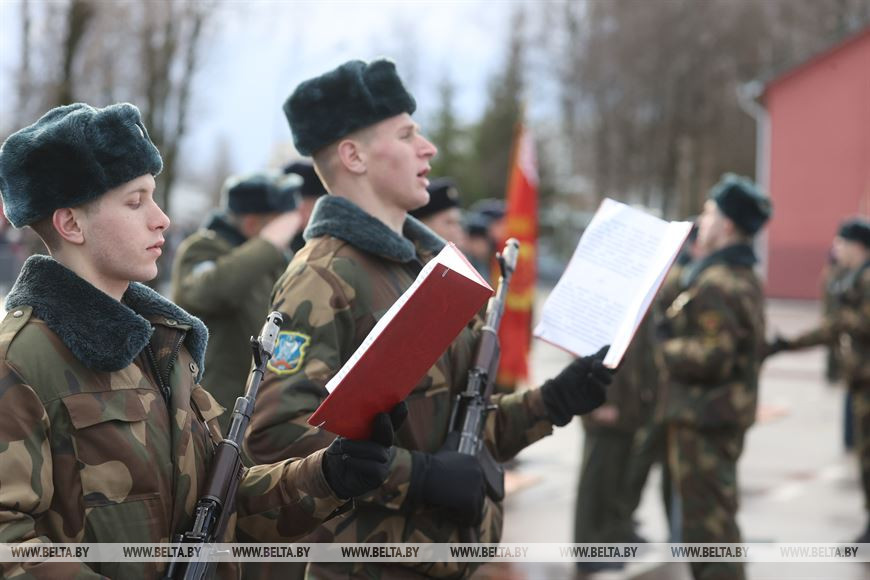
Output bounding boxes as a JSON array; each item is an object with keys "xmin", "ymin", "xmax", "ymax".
[{"xmin": 308, "ymin": 243, "xmax": 493, "ymax": 439}]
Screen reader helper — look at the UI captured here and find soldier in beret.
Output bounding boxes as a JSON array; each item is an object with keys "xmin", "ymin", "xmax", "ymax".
[
  {"xmin": 767, "ymin": 217, "xmax": 870, "ymax": 542},
  {"xmin": 171, "ymin": 171, "xmax": 303, "ymax": 432},
  {"xmin": 0, "ymin": 103, "xmax": 400, "ymax": 578},
  {"xmin": 661, "ymin": 173, "xmax": 771, "ymax": 580},
  {"xmin": 244, "ymin": 58, "xmax": 612, "ymax": 579},
  {"xmin": 283, "ymin": 160, "xmax": 328, "ymax": 253},
  {"xmin": 409, "ymin": 176, "xmax": 466, "ymax": 248}
]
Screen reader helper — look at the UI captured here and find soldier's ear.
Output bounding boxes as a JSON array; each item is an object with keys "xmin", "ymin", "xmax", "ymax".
[
  {"xmin": 336, "ymin": 138, "xmax": 367, "ymax": 176},
  {"xmin": 52, "ymin": 207, "xmax": 86, "ymax": 245}
]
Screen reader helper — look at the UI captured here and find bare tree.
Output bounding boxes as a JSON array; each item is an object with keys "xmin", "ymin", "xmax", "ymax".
[
  {"xmin": 11, "ymin": 0, "xmax": 216, "ymax": 216},
  {"xmin": 549, "ymin": 0, "xmax": 870, "ymax": 220}
]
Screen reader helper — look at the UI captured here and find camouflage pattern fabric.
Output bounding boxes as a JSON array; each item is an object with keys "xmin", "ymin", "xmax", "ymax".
[
  {"xmin": 244, "ymin": 196, "xmax": 554, "ymax": 579},
  {"xmin": 786, "ymin": 261, "xmax": 870, "ymax": 512},
  {"xmin": 853, "ymin": 384, "xmax": 870, "ymax": 511},
  {"xmin": 669, "ymin": 424, "xmax": 745, "ymax": 580},
  {"xmin": 662, "ymin": 248, "xmax": 765, "ymax": 429},
  {"xmin": 0, "ymin": 257, "xmax": 342, "ymax": 579},
  {"xmin": 661, "ymin": 244, "xmax": 764, "ymax": 580},
  {"xmin": 788, "ymin": 261, "xmax": 870, "ymax": 384},
  {"xmin": 171, "ymin": 212, "xmax": 289, "ymax": 432}
]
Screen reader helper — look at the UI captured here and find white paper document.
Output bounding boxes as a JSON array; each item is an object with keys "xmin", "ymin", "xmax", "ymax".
[{"xmin": 534, "ymin": 198, "xmax": 693, "ymax": 368}]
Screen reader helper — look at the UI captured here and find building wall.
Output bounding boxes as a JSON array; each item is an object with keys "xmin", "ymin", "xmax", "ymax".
[{"xmin": 764, "ymin": 30, "xmax": 870, "ymax": 299}]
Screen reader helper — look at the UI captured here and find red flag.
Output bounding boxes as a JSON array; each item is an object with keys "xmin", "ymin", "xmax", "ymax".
[{"xmin": 497, "ymin": 123, "xmax": 537, "ymax": 386}]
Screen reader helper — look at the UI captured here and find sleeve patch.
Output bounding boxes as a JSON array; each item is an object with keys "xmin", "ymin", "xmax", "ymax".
[{"xmin": 267, "ymin": 331, "xmax": 311, "ymax": 375}]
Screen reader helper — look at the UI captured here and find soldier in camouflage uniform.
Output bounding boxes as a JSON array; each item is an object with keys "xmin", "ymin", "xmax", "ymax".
[
  {"xmin": 171, "ymin": 171, "xmax": 302, "ymax": 431},
  {"xmin": 768, "ymin": 217, "xmax": 870, "ymax": 542},
  {"xmin": 662, "ymin": 174, "xmax": 771, "ymax": 580},
  {"xmin": 574, "ymin": 315, "xmax": 661, "ymax": 574},
  {"xmin": 0, "ymin": 103, "xmax": 400, "ymax": 579},
  {"xmin": 243, "ymin": 59, "xmax": 612, "ymax": 579}
]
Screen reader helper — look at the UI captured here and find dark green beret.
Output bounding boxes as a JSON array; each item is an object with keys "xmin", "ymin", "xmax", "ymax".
[
  {"xmin": 838, "ymin": 217, "xmax": 870, "ymax": 248},
  {"xmin": 224, "ymin": 172, "xmax": 299, "ymax": 215},
  {"xmin": 0, "ymin": 103, "xmax": 162, "ymax": 228},
  {"xmin": 410, "ymin": 177, "xmax": 461, "ymax": 220},
  {"xmin": 283, "ymin": 160, "xmax": 327, "ymax": 198},
  {"xmin": 283, "ymin": 59, "xmax": 416, "ymax": 156},
  {"xmin": 710, "ymin": 173, "xmax": 772, "ymax": 235}
]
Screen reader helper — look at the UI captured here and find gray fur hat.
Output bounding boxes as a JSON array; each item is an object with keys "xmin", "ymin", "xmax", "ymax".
[
  {"xmin": 0, "ymin": 102, "xmax": 163, "ymax": 228},
  {"xmin": 711, "ymin": 173, "xmax": 772, "ymax": 236},
  {"xmin": 283, "ymin": 59, "xmax": 416, "ymax": 156}
]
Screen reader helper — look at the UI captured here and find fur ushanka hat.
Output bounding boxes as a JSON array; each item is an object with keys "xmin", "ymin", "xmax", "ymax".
[
  {"xmin": 0, "ymin": 102, "xmax": 162, "ymax": 228},
  {"xmin": 283, "ymin": 59, "xmax": 416, "ymax": 156}
]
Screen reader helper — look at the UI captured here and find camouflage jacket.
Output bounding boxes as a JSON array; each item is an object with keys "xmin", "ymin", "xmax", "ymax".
[
  {"xmin": 171, "ymin": 211, "xmax": 289, "ymax": 431},
  {"xmin": 244, "ymin": 196, "xmax": 553, "ymax": 579},
  {"xmin": 661, "ymin": 244, "xmax": 765, "ymax": 429},
  {"xmin": 790, "ymin": 260, "xmax": 870, "ymax": 385},
  {"xmin": 0, "ymin": 256, "xmax": 341, "ymax": 579}
]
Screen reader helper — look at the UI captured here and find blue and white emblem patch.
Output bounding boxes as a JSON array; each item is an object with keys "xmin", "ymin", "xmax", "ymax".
[{"xmin": 267, "ymin": 331, "xmax": 311, "ymax": 375}]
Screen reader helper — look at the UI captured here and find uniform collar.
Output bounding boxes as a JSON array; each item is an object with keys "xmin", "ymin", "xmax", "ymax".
[
  {"xmin": 681, "ymin": 243, "xmax": 757, "ymax": 289},
  {"xmin": 5, "ymin": 255, "xmax": 207, "ymax": 379},
  {"xmin": 203, "ymin": 210, "xmax": 248, "ymax": 247},
  {"xmin": 303, "ymin": 195, "xmax": 445, "ymax": 263}
]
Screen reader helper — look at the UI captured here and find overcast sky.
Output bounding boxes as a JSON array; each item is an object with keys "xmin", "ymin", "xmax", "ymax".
[{"xmin": 1, "ymin": 0, "xmax": 546, "ymax": 175}]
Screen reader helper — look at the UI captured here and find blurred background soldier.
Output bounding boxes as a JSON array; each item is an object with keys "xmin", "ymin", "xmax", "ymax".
[
  {"xmin": 463, "ymin": 198, "xmax": 505, "ymax": 284},
  {"xmin": 171, "ymin": 171, "xmax": 302, "ymax": 430},
  {"xmin": 621, "ymin": 223, "xmax": 700, "ymax": 540},
  {"xmin": 574, "ymin": 315, "xmax": 662, "ymax": 574},
  {"xmin": 820, "ymin": 244, "xmax": 856, "ymax": 451},
  {"xmin": 661, "ymin": 174, "xmax": 771, "ymax": 580},
  {"xmin": 283, "ymin": 160, "xmax": 328, "ymax": 253},
  {"xmin": 409, "ymin": 176, "xmax": 467, "ymax": 249},
  {"xmin": 767, "ymin": 217, "xmax": 870, "ymax": 542},
  {"xmin": 465, "ymin": 212, "xmax": 495, "ymax": 282}
]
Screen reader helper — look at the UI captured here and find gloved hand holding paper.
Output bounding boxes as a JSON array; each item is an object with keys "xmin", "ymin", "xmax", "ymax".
[{"xmin": 534, "ymin": 198, "xmax": 692, "ymax": 368}]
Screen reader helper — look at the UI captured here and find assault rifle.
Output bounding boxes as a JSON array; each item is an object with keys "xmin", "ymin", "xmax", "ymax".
[
  {"xmin": 447, "ymin": 238, "xmax": 520, "ymax": 502},
  {"xmin": 164, "ymin": 311, "xmax": 283, "ymax": 580}
]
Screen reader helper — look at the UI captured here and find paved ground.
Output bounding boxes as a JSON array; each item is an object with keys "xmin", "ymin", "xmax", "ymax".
[{"xmin": 474, "ymin": 297, "xmax": 868, "ymax": 580}]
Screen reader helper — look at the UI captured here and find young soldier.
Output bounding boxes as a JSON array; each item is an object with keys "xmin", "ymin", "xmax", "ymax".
[
  {"xmin": 244, "ymin": 59, "xmax": 612, "ymax": 579},
  {"xmin": 768, "ymin": 217, "xmax": 870, "ymax": 542},
  {"xmin": 0, "ymin": 103, "xmax": 398, "ymax": 578},
  {"xmin": 171, "ymin": 171, "xmax": 302, "ymax": 431},
  {"xmin": 662, "ymin": 174, "xmax": 771, "ymax": 580}
]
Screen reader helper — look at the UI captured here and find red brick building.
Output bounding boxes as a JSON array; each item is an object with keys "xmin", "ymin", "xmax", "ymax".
[{"xmin": 760, "ymin": 27, "xmax": 870, "ymax": 299}]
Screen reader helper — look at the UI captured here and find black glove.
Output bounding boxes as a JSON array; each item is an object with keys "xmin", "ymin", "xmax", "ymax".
[
  {"xmin": 322, "ymin": 402, "xmax": 407, "ymax": 499},
  {"xmin": 540, "ymin": 346, "xmax": 613, "ymax": 426},
  {"xmin": 763, "ymin": 336, "xmax": 791, "ymax": 359},
  {"xmin": 407, "ymin": 449, "xmax": 486, "ymax": 527}
]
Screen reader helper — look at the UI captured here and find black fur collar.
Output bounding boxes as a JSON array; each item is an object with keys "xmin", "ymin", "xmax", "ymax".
[
  {"xmin": 5, "ymin": 255, "xmax": 207, "ymax": 379},
  {"xmin": 681, "ymin": 243, "xmax": 758, "ymax": 289},
  {"xmin": 304, "ymin": 195, "xmax": 445, "ymax": 262},
  {"xmin": 203, "ymin": 210, "xmax": 247, "ymax": 247}
]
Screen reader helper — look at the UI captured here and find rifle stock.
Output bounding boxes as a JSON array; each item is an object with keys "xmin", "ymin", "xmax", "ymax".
[{"xmin": 163, "ymin": 311, "xmax": 282, "ymax": 579}]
